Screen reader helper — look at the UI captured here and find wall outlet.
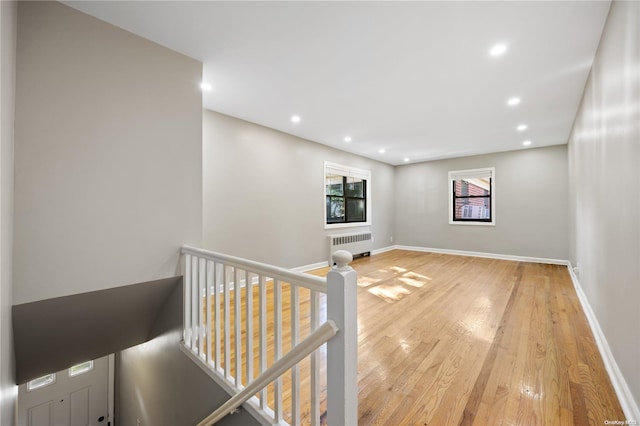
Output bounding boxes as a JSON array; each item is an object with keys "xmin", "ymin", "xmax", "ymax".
[
  {"xmin": 137, "ymin": 420, "xmax": 141, "ymax": 426},
  {"xmin": 390, "ymin": 236, "xmax": 393, "ymax": 242}
]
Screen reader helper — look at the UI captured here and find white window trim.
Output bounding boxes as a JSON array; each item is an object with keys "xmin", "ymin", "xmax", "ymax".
[
  {"xmin": 324, "ymin": 161, "xmax": 372, "ymax": 229},
  {"xmin": 448, "ymin": 167, "xmax": 495, "ymax": 226}
]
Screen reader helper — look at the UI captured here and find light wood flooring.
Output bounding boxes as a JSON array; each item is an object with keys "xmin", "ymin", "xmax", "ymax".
[{"xmin": 209, "ymin": 250, "xmax": 624, "ymax": 425}]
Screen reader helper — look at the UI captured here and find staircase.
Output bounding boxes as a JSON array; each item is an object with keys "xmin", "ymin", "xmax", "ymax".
[{"xmin": 180, "ymin": 246, "xmax": 358, "ymax": 425}]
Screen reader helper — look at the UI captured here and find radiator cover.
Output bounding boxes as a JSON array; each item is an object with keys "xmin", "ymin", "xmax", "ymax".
[{"xmin": 328, "ymin": 232, "xmax": 373, "ymax": 264}]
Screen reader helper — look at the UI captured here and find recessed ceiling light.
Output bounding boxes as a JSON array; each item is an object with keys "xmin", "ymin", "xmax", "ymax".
[
  {"xmin": 290, "ymin": 115, "xmax": 301, "ymax": 123},
  {"xmin": 522, "ymin": 140, "xmax": 532, "ymax": 146},
  {"xmin": 403, "ymin": 158, "xmax": 410, "ymax": 162},
  {"xmin": 489, "ymin": 44, "xmax": 507, "ymax": 57},
  {"xmin": 507, "ymin": 97, "xmax": 521, "ymax": 106},
  {"xmin": 517, "ymin": 124, "xmax": 527, "ymax": 131},
  {"xmin": 200, "ymin": 82, "xmax": 213, "ymax": 91},
  {"xmin": 344, "ymin": 136, "xmax": 352, "ymax": 142},
  {"xmin": 379, "ymin": 149, "xmax": 386, "ymax": 154}
]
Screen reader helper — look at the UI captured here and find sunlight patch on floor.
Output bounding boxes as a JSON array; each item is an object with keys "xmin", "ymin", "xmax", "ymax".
[
  {"xmin": 404, "ymin": 271, "xmax": 431, "ymax": 280},
  {"xmin": 368, "ymin": 284, "xmax": 411, "ymax": 303},
  {"xmin": 398, "ymin": 276, "xmax": 425, "ymax": 288},
  {"xmin": 357, "ymin": 276, "xmax": 380, "ymax": 288},
  {"xmin": 397, "ymin": 270, "xmax": 431, "ymax": 288}
]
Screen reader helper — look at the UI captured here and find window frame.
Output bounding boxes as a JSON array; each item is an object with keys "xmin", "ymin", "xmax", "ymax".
[
  {"xmin": 448, "ymin": 167, "xmax": 495, "ymax": 226},
  {"xmin": 324, "ymin": 161, "xmax": 372, "ymax": 229}
]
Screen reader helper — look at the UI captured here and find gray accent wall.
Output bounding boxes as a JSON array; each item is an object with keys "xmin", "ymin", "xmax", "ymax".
[
  {"xmin": 203, "ymin": 110, "xmax": 395, "ymax": 268},
  {"xmin": 0, "ymin": 1, "xmax": 17, "ymax": 423},
  {"xmin": 13, "ymin": 277, "xmax": 180, "ymax": 384},
  {"xmin": 13, "ymin": 1, "xmax": 202, "ymax": 304},
  {"xmin": 116, "ymin": 282, "xmax": 260, "ymax": 426},
  {"xmin": 568, "ymin": 0, "xmax": 640, "ymax": 413},
  {"xmin": 395, "ymin": 145, "xmax": 569, "ymax": 260}
]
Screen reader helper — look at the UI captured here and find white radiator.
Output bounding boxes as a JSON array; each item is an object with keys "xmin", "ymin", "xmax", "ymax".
[{"xmin": 328, "ymin": 232, "xmax": 373, "ymax": 264}]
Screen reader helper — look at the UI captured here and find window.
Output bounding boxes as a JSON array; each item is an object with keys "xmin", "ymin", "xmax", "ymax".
[
  {"xmin": 325, "ymin": 162, "xmax": 371, "ymax": 228},
  {"xmin": 26, "ymin": 360, "xmax": 95, "ymax": 392},
  {"xmin": 27, "ymin": 373, "xmax": 56, "ymax": 392},
  {"xmin": 69, "ymin": 360, "xmax": 93, "ymax": 377},
  {"xmin": 449, "ymin": 167, "xmax": 495, "ymax": 225}
]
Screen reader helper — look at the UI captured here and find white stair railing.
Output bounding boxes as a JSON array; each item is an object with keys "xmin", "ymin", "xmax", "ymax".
[
  {"xmin": 197, "ymin": 321, "xmax": 338, "ymax": 426},
  {"xmin": 180, "ymin": 246, "xmax": 358, "ymax": 426}
]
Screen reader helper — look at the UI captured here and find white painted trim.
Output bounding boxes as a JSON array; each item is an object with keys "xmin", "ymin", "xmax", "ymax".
[
  {"xmin": 291, "ymin": 247, "xmax": 395, "ymax": 273},
  {"xmin": 566, "ymin": 264, "xmax": 640, "ymax": 423},
  {"xmin": 448, "ymin": 166, "xmax": 496, "ymax": 226},
  {"xmin": 371, "ymin": 245, "xmax": 396, "ymax": 256},
  {"xmin": 291, "ymin": 261, "xmax": 329, "ymax": 273},
  {"xmin": 324, "ymin": 222, "xmax": 372, "ymax": 230},
  {"xmin": 394, "ymin": 245, "xmax": 568, "ymax": 265},
  {"xmin": 292, "ymin": 243, "xmax": 567, "ymax": 273},
  {"xmin": 108, "ymin": 354, "xmax": 115, "ymax": 426},
  {"xmin": 182, "ymin": 246, "xmax": 327, "ymax": 293}
]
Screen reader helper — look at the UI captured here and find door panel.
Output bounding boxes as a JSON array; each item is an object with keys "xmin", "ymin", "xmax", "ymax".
[
  {"xmin": 70, "ymin": 387, "xmax": 90, "ymax": 426},
  {"xmin": 18, "ymin": 356, "xmax": 110, "ymax": 426},
  {"xmin": 27, "ymin": 401, "xmax": 53, "ymax": 426}
]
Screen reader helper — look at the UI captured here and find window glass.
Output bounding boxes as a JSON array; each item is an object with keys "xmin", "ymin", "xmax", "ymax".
[
  {"xmin": 27, "ymin": 373, "xmax": 56, "ymax": 392},
  {"xmin": 346, "ymin": 199, "xmax": 366, "ymax": 221},
  {"xmin": 345, "ymin": 177, "xmax": 364, "ymax": 198},
  {"xmin": 69, "ymin": 360, "xmax": 93, "ymax": 377},
  {"xmin": 326, "ymin": 196, "xmax": 345, "ymax": 223},
  {"xmin": 325, "ymin": 173, "xmax": 344, "ymax": 196}
]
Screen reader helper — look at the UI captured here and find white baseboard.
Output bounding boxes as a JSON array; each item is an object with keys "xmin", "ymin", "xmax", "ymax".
[
  {"xmin": 371, "ymin": 245, "xmax": 396, "ymax": 256},
  {"xmin": 306, "ymin": 244, "xmax": 567, "ymax": 268},
  {"xmin": 394, "ymin": 245, "xmax": 569, "ymax": 265},
  {"xmin": 566, "ymin": 264, "xmax": 640, "ymax": 422},
  {"xmin": 290, "ymin": 260, "xmax": 329, "ymax": 273},
  {"xmin": 292, "ymin": 247, "xmax": 395, "ymax": 272}
]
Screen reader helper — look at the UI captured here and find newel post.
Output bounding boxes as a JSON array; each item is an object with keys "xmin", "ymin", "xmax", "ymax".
[{"xmin": 327, "ymin": 250, "xmax": 358, "ymax": 425}]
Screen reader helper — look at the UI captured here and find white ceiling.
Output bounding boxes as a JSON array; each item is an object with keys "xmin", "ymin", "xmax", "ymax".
[{"xmin": 63, "ymin": 1, "xmax": 610, "ymax": 165}]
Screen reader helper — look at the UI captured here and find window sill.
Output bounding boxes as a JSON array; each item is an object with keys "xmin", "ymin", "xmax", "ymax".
[
  {"xmin": 449, "ymin": 221, "xmax": 495, "ymax": 226},
  {"xmin": 325, "ymin": 222, "xmax": 371, "ymax": 230}
]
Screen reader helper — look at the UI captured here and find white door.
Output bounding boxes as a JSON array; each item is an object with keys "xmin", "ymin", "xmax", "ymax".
[{"xmin": 18, "ymin": 356, "xmax": 111, "ymax": 426}]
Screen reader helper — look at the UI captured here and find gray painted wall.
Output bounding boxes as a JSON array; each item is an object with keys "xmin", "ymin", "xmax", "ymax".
[
  {"xmin": 395, "ymin": 145, "xmax": 569, "ymax": 260},
  {"xmin": 13, "ymin": 1, "xmax": 202, "ymax": 304},
  {"xmin": 117, "ymin": 282, "xmax": 259, "ymax": 426},
  {"xmin": 13, "ymin": 277, "xmax": 180, "ymax": 384},
  {"xmin": 568, "ymin": 0, "xmax": 639, "ymax": 413},
  {"xmin": 0, "ymin": 1, "xmax": 16, "ymax": 423},
  {"xmin": 203, "ymin": 110, "xmax": 396, "ymax": 268}
]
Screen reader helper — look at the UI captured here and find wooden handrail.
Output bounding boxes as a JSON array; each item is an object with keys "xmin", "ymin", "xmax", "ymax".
[
  {"xmin": 196, "ymin": 320, "xmax": 339, "ymax": 426},
  {"xmin": 182, "ymin": 245, "xmax": 328, "ymax": 293}
]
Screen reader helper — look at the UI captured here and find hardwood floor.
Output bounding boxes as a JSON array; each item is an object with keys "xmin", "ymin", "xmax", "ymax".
[{"xmin": 210, "ymin": 250, "xmax": 624, "ymax": 425}]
